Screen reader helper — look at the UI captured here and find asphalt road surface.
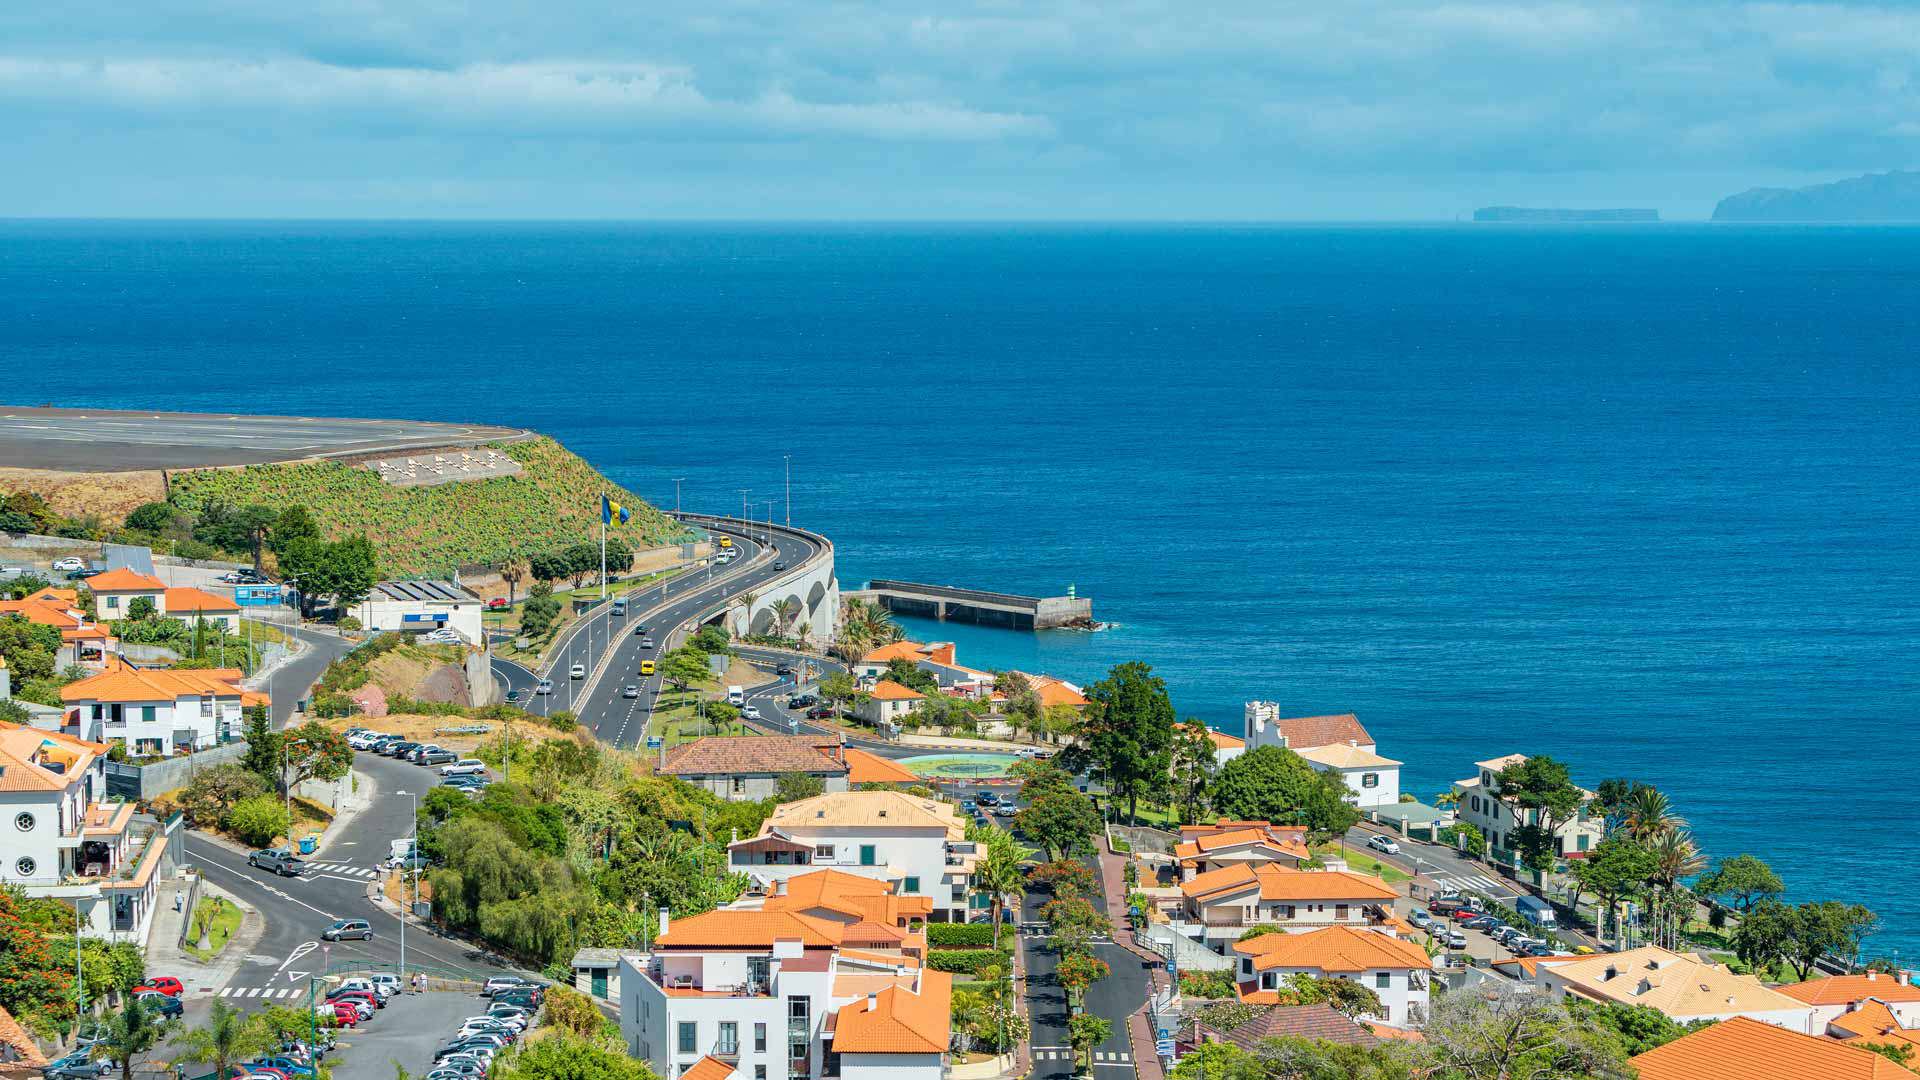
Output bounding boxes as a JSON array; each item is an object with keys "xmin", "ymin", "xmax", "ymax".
[{"xmin": 0, "ymin": 406, "xmax": 528, "ymax": 471}]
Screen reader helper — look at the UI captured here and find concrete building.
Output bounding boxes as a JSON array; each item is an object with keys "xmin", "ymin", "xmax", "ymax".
[
  {"xmin": 1206, "ymin": 729, "xmax": 1246, "ymax": 768},
  {"xmin": 0, "ymin": 721, "xmax": 169, "ymax": 944},
  {"xmin": 1777, "ymin": 973, "xmax": 1920, "ymax": 1032},
  {"xmin": 1176, "ymin": 863, "xmax": 1403, "ymax": 953},
  {"xmin": 854, "ymin": 641, "xmax": 996, "ymax": 699},
  {"xmin": 59, "ymin": 659, "xmax": 265, "ymax": 755},
  {"xmin": 728, "ymin": 792, "xmax": 979, "ymax": 922},
  {"xmin": 1234, "ymin": 926, "xmax": 1433, "ymax": 1029},
  {"xmin": 850, "ymin": 681, "xmax": 924, "ymax": 731},
  {"xmin": 617, "ymin": 878, "xmax": 949, "ymax": 1080},
  {"xmin": 1239, "ymin": 705, "xmax": 1400, "ymax": 806},
  {"xmin": 1174, "ymin": 821, "xmax": 1313, "ymax": 881},
  {"xmin": 86, "ymin": 569, "xmax": 241, "ymax": 633},
  {"xmin": 356, "ymin": 580, "xmax": 484, "ymax": 643},
  {"xmin": 0, "ymin": 588, "xmax": 117, "ymax": 668},
  {"xmin": 660, "ymin": 735, "xmax": 919, "ymax": 801},
  {"xmin": 1294, "ymin": 742, "xmax": 1402, "ymax": 808},
  {"xmin": 1451, "ymin": 754, "xmax": 1604, "ymax": 866},
  {"xmin": 1528, "ymin": 947, "xmax": 1816, "ymax": 1032}
]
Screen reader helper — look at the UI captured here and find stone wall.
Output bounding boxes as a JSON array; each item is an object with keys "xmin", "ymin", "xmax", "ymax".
[{"xmin": 105, "ymin": 742, "xmax": 250, "ymax": 801}]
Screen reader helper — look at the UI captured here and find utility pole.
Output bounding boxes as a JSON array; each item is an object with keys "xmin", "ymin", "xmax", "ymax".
[
  {"xmin": 763, "ymin": 501, "xmax": 775, "ymax": 546},
  {"xmin": 737, "ymin": 489, "xmax": 751, "ymax": 524},
  {"xmin": 672, "ymin": 478, "xmax": 685, "ymax": 517}
]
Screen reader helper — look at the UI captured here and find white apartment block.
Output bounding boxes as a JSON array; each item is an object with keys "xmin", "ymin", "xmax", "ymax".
[{"xmin": 727, "ymin": 792, "xmax": 980, "ymax": 923}]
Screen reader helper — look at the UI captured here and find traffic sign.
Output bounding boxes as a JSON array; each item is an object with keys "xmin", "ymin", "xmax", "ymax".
[
  {"xmin": 646, "ymin": 736, "xmax": 663, "ymax": 749},
  {"xmin": 1155, "ymin": 1040, "xmax": 1175, "ymax": 1059}
]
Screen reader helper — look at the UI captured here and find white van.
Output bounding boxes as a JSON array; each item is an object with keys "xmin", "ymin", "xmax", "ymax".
[
  {"xmin": 389, "ymin": 838, "xmax": 417, "ymax": 862},
  {"xmin": 726, "ymin": 686, "xmax": 745, "ymax": 706}
]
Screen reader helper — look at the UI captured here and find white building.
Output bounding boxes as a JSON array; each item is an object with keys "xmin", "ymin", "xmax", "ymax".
[
  {"xmin": 1294, "ymin": 743, "xmax": 1402, "ymax": 808},
  {"xmin": 1177, "ymin": 864, "xmax": 1404, "ymax": 953},
  {"xmin": 850, "ymin": 682, "xmax": 924, "ymax": 732},
  {"xmin": 356, "ymin": 580, "xmax": 484, "ymax": 643},
  {"xmin": 1234, "ymin": 926, "xmax": 1433, "ymax": 1029},
  {"xmin": 618, "ymin": 895, "xmax": 949, "ymax": 1080},
  {"xmin": 59, "ymin": 659, "xmax": 264, "ymax": 756},
  {"xmin": 728, "ymin": 792, "xmax": 980, "ymax": 923},
  {"xmin": 1239, "ymin": 706, "xmax": 1400, "ymax": 806},
  {"xmin": 1451, "ymin": 754, "xmax": 1604, "ymax": 866},
  {"xmin": 1173, "ymin": 821, "xmax": 1314, "ymax": 881},
  {"xmin": 1529, "ymin": 947, "xmax": 1817, "ymax": 1032},
  {"xmin": 0, "ymin": 721, "xmax": 170, "ymax": 943},
  {"xmin": 1776, "ymin": 974, "xmax": 1920, "ymax": 1032},
  {"xmin": 87, "ymin": 569, "xmax": 241, "ymax": 633},
  {"xmin": 854, "ymin": 641, "xmax": 995, "ymax": 698}
]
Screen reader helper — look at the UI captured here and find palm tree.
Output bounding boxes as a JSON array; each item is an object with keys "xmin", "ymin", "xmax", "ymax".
[
  {"xmin": 949, "ymin": 988, "xmax": 986, "ymax": 1056},
  {"xmin": 1648, "ymin": 828, "xmax": 1708, "ymax": 948},
  {"xmin": 174, "ymin": 999, "xmax": 269, "ymax": 1080},
  {"xmin": 770, "ymin": 598, "xmax": 800, "ymax": 637},
  {"xmin": 974, "ymin": 830, "xmax": 1028, "ymax": 942},
  {"xmin": 499, "ymin": 559, "xmax": 527, "ymax": 607},
  {"xmin": 94, "ymin": 996, "xmax": 169, "ymax": 1080},
  {"xmin": 1624, "ymin": 787, "xmax": 1686, "ymax": 843}
]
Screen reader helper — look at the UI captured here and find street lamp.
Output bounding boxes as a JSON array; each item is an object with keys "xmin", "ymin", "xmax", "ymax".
[{"xmin": 395, "ymin": 790, "xmax": 417, "ymax": 987}]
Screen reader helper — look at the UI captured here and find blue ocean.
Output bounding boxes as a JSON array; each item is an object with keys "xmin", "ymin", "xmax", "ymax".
[{"xmin": 6, "ymin": 221, "xmax": 1918, "ymax": 956}]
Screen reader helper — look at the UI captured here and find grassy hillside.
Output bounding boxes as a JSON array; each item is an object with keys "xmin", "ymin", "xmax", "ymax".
[{"xmin": 166, "ymin": 437, "xmax": 689, "ymax": 575}]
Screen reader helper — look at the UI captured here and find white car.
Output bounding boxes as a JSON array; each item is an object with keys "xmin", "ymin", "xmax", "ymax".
[
  {"xmin": 535, "ymin": 679, "xmax": 553, "ymax": 695},
  {"xmin": 741, "ymin": 705, "xmax": 761, "ymax": 720},
  {"xmin": 569, "ymin": 664, "xmax": 586, "ymax": 679},
  {"xmin": 441, "ymin": 759, "xmax": 487, "ymax": 777},
  {"xmin": 51, "ymin": 557, "xmax": 85, "ymax": 572},
  {"xmin": 1365, "ymin": 834, "xmax": 1401, "ymax": 855}
]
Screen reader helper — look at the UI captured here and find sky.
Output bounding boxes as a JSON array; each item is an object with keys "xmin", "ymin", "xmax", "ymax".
[{"xmin": 4, "ymin": 1, "xmax": 1919, "ymax": 220}]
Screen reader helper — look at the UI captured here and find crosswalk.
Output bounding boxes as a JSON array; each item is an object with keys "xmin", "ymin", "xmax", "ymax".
[
  {"xmin": 218, "ymin": 986, "xmax": 303, "ymax": 999},
  {"xmin": 1428, "ymin": 872, "xmax": 1516, "ymax": 899},
  {"xmin": 305, "ymin": 862, "xmax": 381, "ymax": 879},
  {"xmin": 1031, "ymin": 1049, "xmax": 1131, "ymax": 1064}
]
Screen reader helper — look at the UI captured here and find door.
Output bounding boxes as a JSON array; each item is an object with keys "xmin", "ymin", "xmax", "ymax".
[{"xmin": 590, "ymin": 969, "xmax": 608, "ymax": 999}]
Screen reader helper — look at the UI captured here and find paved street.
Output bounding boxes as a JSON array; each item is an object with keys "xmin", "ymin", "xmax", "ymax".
[
  {"xmin": 1021, "ymin": 877, "xmax": 1145, "ymax": 1080},
  {"xmin": 329, "ymin": 989, "xmax": 497, "ymax": 1080}
]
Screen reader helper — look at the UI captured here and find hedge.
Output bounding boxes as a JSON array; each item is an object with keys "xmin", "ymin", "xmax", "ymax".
[
  {"xmin": 927, "ymin": 948, "xmax": 1013, "ymax": 975},
  {"xmin": 926, "ymin": 923, "xmax": 1005, "ymax": 948}
]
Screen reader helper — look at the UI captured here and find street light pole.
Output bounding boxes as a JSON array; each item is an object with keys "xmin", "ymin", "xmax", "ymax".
[
  {"xmin": 672, "ymin": 478, "xmax": 685, "ymax": 517},
  {"xmin": 737, "ymin": 489, "xmax": 751, "ymax": 526},
  {"xmin": 395, "ymin": 790, "xmax": 416, "ymax": 986}
]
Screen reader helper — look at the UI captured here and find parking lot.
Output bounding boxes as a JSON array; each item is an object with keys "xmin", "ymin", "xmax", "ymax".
[{"xmin": 329, "ymin": 990, "xmax": 496, "ymax": 1080}]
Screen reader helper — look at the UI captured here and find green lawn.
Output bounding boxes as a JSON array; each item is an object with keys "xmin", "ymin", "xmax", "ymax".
[
  {"xmin": 1317, "ymin": 843, "xmax": 1412, "ymax": 884},
  {"xmin": 182, "ymin": 896, "xmax": 242, "ymax": 960}
]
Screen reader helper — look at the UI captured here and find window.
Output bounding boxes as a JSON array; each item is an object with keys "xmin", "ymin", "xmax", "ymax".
[
  {"xmin": 1375, "ymin": 972, "xmax": 1391, "ymax": 989},
  {"xmin": 140, "ymin": 706, "xmax": 156, "ymax": 723},
  {"xmin": 814, "ymin": 844, "xmax": 834, "ymax": 859},
  {"xmin": 200, "ymin": 695, "xmax": 214, "ymax": 717},
  {"xmin": 903, "ymin": 876, "xmax": 920, "ymax": 893},
  {"xmin": 1577, "ymin": 833, "xmax": 1591, "ymax": 852},
  {"xmin": 1335, "ymin": 904, "xmax": 1349, "ymax": 920},
  {"xmin": 14, "ymin": 857, "xmax": 34, "ymax": 877},
  {"xmin": 756, "ymin": 1070, "xmax": 766, "ymax": 1080},
  {"xmin": 859, "ymin": 845, "xmax": 876, "ymax": 866},
  {"xmin": 718, "ymin": 1023, "xmax": 738, "ymax": 1056},
  {"xmin": 1361, "ymin": 773, "xmax": 1379, "ymax": 788},
  {"xmin": 678, "ymin": 1022, "xmax": 697, "ymax": 1055},
  {"xmin": 755, "ymin": 1023, "xmax": 767, "ymax": 1053},
  {"xmin": 1279, "ymin": 904, "xmax": 1295, "ymax": 919},
  {"xmin": 106, "ymin": 595, "xmax": 119, "ymax": 610},
  {"xmin": 13, "ymin": 813, "xmax": 32, "ymax": 833},
  {"xmin": 733, "ymin": 778, "xmax": 746, "ymax": 794}
]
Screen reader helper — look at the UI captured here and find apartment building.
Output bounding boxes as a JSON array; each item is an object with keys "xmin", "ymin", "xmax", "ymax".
[
  {"xmin": 728, "ymin": 793, "xmax": 979, "ymax": 922},
  {"xmin": 1450, "ymin": 754, "xmax": 1604, "ymax": 866}
]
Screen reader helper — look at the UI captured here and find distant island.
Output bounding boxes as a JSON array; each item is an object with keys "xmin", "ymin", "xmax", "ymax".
[
  {"xmin": 1713, "ymin": 170, "xmax": 1920, "ymax": 222},
  {"xmin": 1473, "ymin": 206, "xmax": 1659, "ymax": 223}
]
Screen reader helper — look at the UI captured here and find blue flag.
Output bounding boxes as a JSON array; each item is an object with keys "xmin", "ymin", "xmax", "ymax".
[{"xmin": 602, "ymin": 495, "xmax": 631, "ymax": 525}]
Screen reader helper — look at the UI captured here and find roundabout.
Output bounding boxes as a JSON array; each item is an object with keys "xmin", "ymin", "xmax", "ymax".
[{"xmin": 898, "ymin": 753, "xmax": 1023, "ymax": 780}]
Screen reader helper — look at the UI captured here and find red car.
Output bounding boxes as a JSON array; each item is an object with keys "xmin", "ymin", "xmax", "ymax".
[
  {"xmin": 327, "ymin": 989, "xmax": 381, "ymax": 1013},
  {"xmin": 1448, "ymin": 906, "xmax": 1485, "ymax": 921},
  {"xmin": 486, "ymin": 597, "xmax": 511, "ymax": 610},
  {"xmin": 134, "ymin": 976, "xmax": 184, "ymax": 997},
  {"xmin": 323, "ymin": 1002, "xmax": 359, "ymax": 1027}
]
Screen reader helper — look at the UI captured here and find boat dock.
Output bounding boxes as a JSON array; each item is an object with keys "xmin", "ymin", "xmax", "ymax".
[{"xmin": 852, "ymin": 579, "xmax": 1094, "ymax": 631}]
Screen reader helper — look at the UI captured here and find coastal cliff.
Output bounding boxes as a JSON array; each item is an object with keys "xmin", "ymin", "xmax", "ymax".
[{"xmin": 1713, "ymin": 171, "xmax": 1920, "ymax": 222}]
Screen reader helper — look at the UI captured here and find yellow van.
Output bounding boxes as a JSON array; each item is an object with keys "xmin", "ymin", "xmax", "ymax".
[
  {"xmin": 716, "ymin": 536, "xmax": 732, "ymax": 549},
  {"xmin": 639, "ymin": 659, "xmax": 656, "ymax": 676}
]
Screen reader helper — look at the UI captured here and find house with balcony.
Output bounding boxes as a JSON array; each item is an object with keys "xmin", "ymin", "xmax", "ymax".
[
  {"xmin": 1776, "ymin": 973, "xmax": 1920, "ymax": 1033},
  {"xmin": 618, "ymin": 901, "xmax": 951, "ymax": 1080},
  {"xmin": 729, "ymin": 792, "xmax": 979, "ymax": 922},
  {"xmin": 0, "ymin": 721, "xmax": 170, "ymax": 944},
  {"xmin": 1528, "ymin": 947, "xmax": 1816, "ymax": 1032},
  {"xmin": 1451, "ymin": 754, "xmax": 1604, "ymax": 869},
  {"xmin": 1174, "ymin": 821, "xmax": 1313, "ymax": 881},
  {"xmin": 60, "ymin": 659, "xmax": 266, "ymax": 755},
  {"xmin": 0, "ymin": 590, "xmax": 118, "ymax": 669},
  {"xmin": 854, "ymin": 641, "xmax": 995, "ymax": 699},
  {"xmin": 1175, "ymin": 863, "xmax": 1404, "ymax": 953},
  {"xmin": 1234, "ymin": 925, "xmax": 1434, "ymax": 1029}
]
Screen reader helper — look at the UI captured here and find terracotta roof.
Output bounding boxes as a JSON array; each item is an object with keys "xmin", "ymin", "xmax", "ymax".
[
  {"xmin": 1266, "ymin": 713, "xmax": 1373, "ymax": 750},
  {"xmin": 1181, "ymin": 862, "xmax": 1398, "ymax": 903},
  {"xmin": 867, "ymin": 680, "xmax": 925, "ymax": 702},
  {"xmin": 163, "ymin": 586, "xmax": 239, "ymax": 612},
  {"xmin": 82, "ymin": 802, "xmax": 136, "ymax": 837},
  {"xmin": 1206, "ymin": 730, "xmax": 1245, "ymax": 749},
  {"xmin": 0, "ymin": 723, "xmax": 101, "ymax": 792},
  {"xmin": 1537, "ymin": 946, "xmax": 1812, "ymax": 1020},
  {"xmin": 1174, "ymin": 822, "xmax": 1312, "ymax": 863},
  {"xmin": 23, "ymin": 588, "xmax": 76, "ymax": 605},
  {"xmin": 763, "ymin": 791, "xmax": 961, "ymax": 835},
  {"xmin": 1474, "ymin": 753, "xmax": 1530, "ymax": 771},
  {"xmin": 1632, "ymin": 1015, "xmax": 1914, "ymax": 1080},
  {"xmin": 0, "ymin": 599, "xmax": 85, "ymax": 629},
  {"xmin": 86, "ymin": 567, "xmax": 165, "ymax": 592},
  {"xmin": 1205, "ymin": 1004, "xmax": 1378, "ymax": 1049},
  {"xmin": 843, "ymin": 748, "xmax": 919, "ymax": 785},
  {"xmin": 766, "ymin": 870, "xmax": 934, "ymax": 927},
  {"xmin": 0, "ymin": 1003, "xmax": 49, "ymax": 1070},
  {"xmin": 1295, "ymin": 743, "xmax": 1401, "ymax": 769},
  {"xmin": 1233, "ymin": 926, "xmax": 1432, "ymax": 974},
  {"xmin": 861, "ymin": 640, "xmax": 931, "ymax": 664},
  {"xmin": 1778, "ymin": 975, "xmax": 1920, "ymax": 1006},
  {"xmin": 831, "ymin": 970, "xmax": 952, "ymax": 1054},
  {"xmin": 656, "ymin": 909, "xmax": 845, "ymax": 949},
  {"xmin": 680, "ymin": 1057, "xmax": 736, "ymax": 1080},
  {"xmin": 60, "ymin": 664, "xmax": 250, "ymax": 704},
  {"xmin": 660, "ymin": 735, "xmax": 846, "ymax": 778}
]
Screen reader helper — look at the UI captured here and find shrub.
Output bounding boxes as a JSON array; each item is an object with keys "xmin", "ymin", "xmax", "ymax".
[
  {"xmin": 337, "ymin": 615, "xmax": 362, "ymax": 632},
  {"xmin": 927, "ymin": 923, "xmax": 1003, "ymax": 948},
  {"xmin": 546, "ymin": 711, "xmax": 578, "ymax": 731},
  {"xmin": 1179, "ymin": 970, "xmax": 1236, "ymax": 999},
  {"xmin": 928, "ymin": 949, "xmax": 1011, "ymax": 975},
  {"xmin": 181, "ymin": 765, "xmax": 267, "ymax": 826},
  {"xmin": 224, "ymin": 794, "xmax": 291, "ymax": 847}
]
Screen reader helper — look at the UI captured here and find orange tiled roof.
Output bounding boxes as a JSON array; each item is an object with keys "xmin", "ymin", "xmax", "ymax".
[
  {"xmin": 660, "ymin": 735, "xmax": 846, "ymax": 778},
  {"xmin": 1632, "ymin": 1015, "xmax": 1913, "ymax": 1080},
  {"xmin": 1181, "ymin": 863, "xmax": 1398, "ymax": 903},
  {"xmin": 163, "ymin": 586, "xmax": 239, "ymax": 612},
  {"xmin": 1265, "ymin": 713, "xmax": 1373, "ymax": 750},
  {"xmin": 680, "ymin": 1057, "xmax": 735, "ymax": 1080},
  {"xmin": 831, "ymin": 970, "xmax": 952, "ymax": 1054},
  {"xmin": 1207, "ymin": 729, "xmax": 1246, "ymax": 749},
  {"xmin": 1174, "ymin": 822, "xmax": 1313, "ymax": 863},
  {"xmin": 1233, "ymin": 925, "xmax": 1431, "ymax": 974},
  {"xmin": 868, "ymin": 680, "xmax": 925, "ymax": 702},
  {"xmin": 0, "ymin": 722, "xmax": 103, "ymax": 792},
  {"xmin": 843, "ymin": 748, "xmax": 919, "ymax": 785},
  {"xmin": 656, "ymin": 909, "xmax": 845, "ymax": 949},
  {"xmin": 766, "ymin": 870, "xmax": 933, "ymax": 927},
  {"xmin": 85, "ymin": 567, "xmax": 165, "ymax": 592},
  {"xmin": 0, "ymin": 598, "xmax": 85, "ymax": 629},
  {"xmin": 23, "ymin": 587, "xmax": 77, "ymax": 605},
  {"xmin": 861, "ymin": 640, "xmax": 930, "ymax": 664},
  {"xmin": 0, "ymin": 1003, "xmax": 49, "ymax": 1069},
  {"xmin": 60, "ymin": 664, "xmax": 250, "ymax": 704},
  {"xmin": 1832, "ymin": 1001, "xmax": 1920, "ymax": 1051},
  {"xmin": 1777, "ymin": 974, "xmax": 1920, "ymax": 1006}
]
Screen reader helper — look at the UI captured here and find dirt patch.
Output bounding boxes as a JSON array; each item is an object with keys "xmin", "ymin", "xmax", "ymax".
[
  {"xmin": 713, "ymin": 659, "xmax": 777, "ymax": 698},
  {"xmin": 365, "ymin": 645, "xmax": 471, "ymax": 704},
  {"xmin": 0, "ymin": 466, "xmax": 167, "ymax": 519}
]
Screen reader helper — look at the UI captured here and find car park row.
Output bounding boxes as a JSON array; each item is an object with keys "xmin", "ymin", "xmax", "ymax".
[{"xmin": 345, "ymin": 728, "xmax": 493, "ymax": 797}]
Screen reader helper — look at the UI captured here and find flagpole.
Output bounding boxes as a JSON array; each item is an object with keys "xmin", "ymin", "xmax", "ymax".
[{"xmin": 600, "ymin": 503, "xmax": 608, "ymax": 601}]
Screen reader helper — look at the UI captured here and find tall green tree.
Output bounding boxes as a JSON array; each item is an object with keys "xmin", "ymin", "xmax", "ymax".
[
  {"xmin": 276, "ymin": 721, "xmax": 352, "ymax": 796},
  {"xmin": 1570, "ymin": 836, "xmax": 1658, "ymax": 948},
  {"xmin": 0, "ymin": 614, "xmax": 61, "ymax": 689},
  {"xmin": 173, "ymin": 1000, "xmax": 271, "ymax": 1080},
  {"xmin": 281, "ymin": 534, "xmax": 378, "ymax": 616},
  {"xmin": 1168, "ymin": 718, "xmax": 1216, "ymax": 825},
  {"xmin": 93, "ymin": 993, "xmax": 171, "ymax": 1080},
  {"xmin": 238, "ymin": 707, "xmax": 281, "ymax": 788},
  {"xmin": 1067, "ymin": 1014, "xmax": 1112, "ymax": 1072},
  {"xmin": 1208, "ymin": 746, "xmax": 1359, "ymax": 843},
  {"xmin": 1015, "ymin": 789, "xmax": 1103, "ymax": 861},
  {"xmin": 1695, "ymin": 854, "xmax": 1784, "ymax": 913},
  {"xmin": 1074, "ymin": 661, "xmax": 1176, "ymax": 824},
  {"xmin": 1494, "ymin": 755, "xmax": 1588, "ymax": 872},
  {"xmin": 971, "ymin": 827, "xmax": 1028, "ymax": 940},
  {"xmin": 1420, "ymin": 988, "xmax": 1634, "ymax": 1080}
]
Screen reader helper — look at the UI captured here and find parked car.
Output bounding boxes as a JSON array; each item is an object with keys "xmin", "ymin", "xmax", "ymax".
[
  {"xmin": 621, "ymin": 684, "xmax": 640, "ymax": 699},
  {"xmin": 788, "ymin": 694, "xmax": 816, "ymax": 709},
  {"xmin": 1406, "ymin": 908, "xmax": 1435, "ymax": 929},
  {"xmin": 67, "ymin": 568, "xmax": 103, "ymax": 580},
  {"xmin": 441, "ymin": 759, "xmax": 487, "ymax": 777},
  {"xmin": 483, "ymin": 976, "xmax": 535, "ymax": 996},
  {"xmin": 569, "ymin": 664, "xmax": 585, "ymax": 679},
  {"xmin": 418, "ymin": 748, "xmax": 458, "ymax": 766},
  {"xmin": 325, "ymin": 988, "xmax": 381, "ymax": 1014},
  {"xmin": 975, "ymin": 791, "xmax": 1000, "ymax": 806},
  {"xmin": 247, "ymin": 1058, "xmax": 316, "ymax": 1078},
  {"xmin": 51, "ymin": 557, "xmax": 86, "ymax": 572},
  {"xmin": 1448, "ymin": 906, "xmax": 1485, "ymax": 922},
  {"xmin": 1444, "ymin": 929, "xmax": 1468, "ymax": 948},
  {"xmin": 334, "ymin": 978, "xmax": 391, "ymax": 1001},
  {"xmin": 992, "ymin": 804, "xmax": 1018, "ymax": 817},
  {"xmin": 486, "ymin": 597, "xmax": 510, "ymax": 610},
  {"xmin": 1365, "ymin": 834, "xmax": 1401, "ymax": 855},
  {"xmin": 317, "ymin": 1002, "xmax": 358, "ymax": 1027},
  {"xmin": 248, "ymin": 849, "xmax": 307, "ymax": 876},
  {"xmin": 534, "ymin": 679, "xmax": 553, "ymax": 695},
  {"xmin": 385, "ymin": 741, "xmax": 421, "ymax": 758},
  {"xmin": 1460, "ymin": 914, "xmax": 1502, "ymax": 931},
  {"xmin": 321, "ymin": 919, "xmax": 374, "ymax": 941},
  {"xmin": 134, "ymin": 976, "xmax": 183, "ymax": 997},
  {"xmin": 805, "ymin": 706, "xmax": 834, "ymax": 719},
  {"xmin": 441, "ymin": 775, "xmax": 485, "ymax": 790},
  {"xmin": 43, "ymin": 1051, "xmax": 114, "ymax": 1078},
  {"xmin": 0, "ymin": 566, "xmax": 24, "ymax": 581},
  {"xmin": 134, "ymin": 990, "xmax": 182, "ymax": 1017}
]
